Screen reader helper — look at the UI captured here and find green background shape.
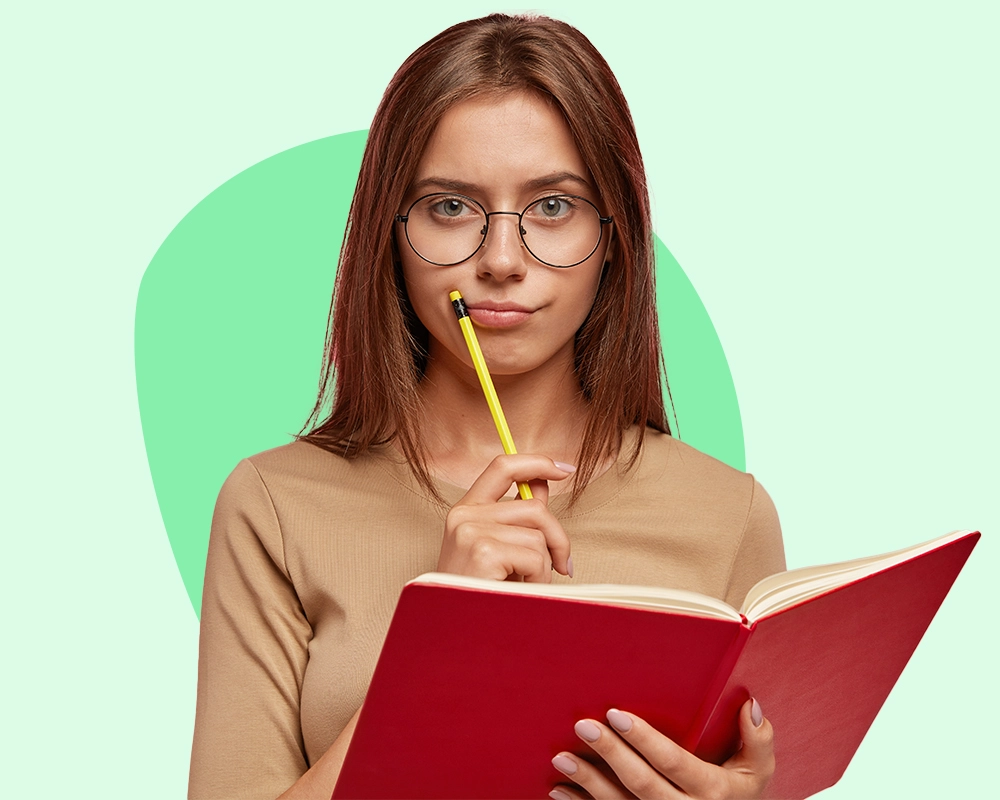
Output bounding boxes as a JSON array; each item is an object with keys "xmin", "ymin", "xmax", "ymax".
[
  {"xmin": 135, "ymin": 130, "xmax": 745, "ymax": 617},
  {"xmin": 5, "ymin": 3, "xmax": 995, "ymax": 798}
]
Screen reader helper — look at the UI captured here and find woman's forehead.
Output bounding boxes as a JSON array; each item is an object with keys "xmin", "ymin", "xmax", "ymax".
[{"xmin": 411, "ymin": 92, "xmax": 595, "ymax": 201}]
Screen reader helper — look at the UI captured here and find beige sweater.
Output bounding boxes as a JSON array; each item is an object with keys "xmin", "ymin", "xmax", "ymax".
[{"xmin": 189, "ymin": 429, "xmax": 785, "ymax": 799}]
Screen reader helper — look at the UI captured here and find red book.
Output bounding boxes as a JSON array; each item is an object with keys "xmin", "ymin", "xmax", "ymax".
[{"xmin": 333, "ymin": 530, "xmax": 979, "ymax": 800}]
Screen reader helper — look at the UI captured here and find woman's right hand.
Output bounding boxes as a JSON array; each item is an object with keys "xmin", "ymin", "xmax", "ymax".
[{"xmin": 438, "ymin": 454, "xmax": 576, "ymax": 582}]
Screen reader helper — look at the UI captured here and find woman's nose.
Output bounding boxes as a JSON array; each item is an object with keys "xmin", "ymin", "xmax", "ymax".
[{"xmin": 476, "ymin": 213, "xmax": 528, "ymax": 280}]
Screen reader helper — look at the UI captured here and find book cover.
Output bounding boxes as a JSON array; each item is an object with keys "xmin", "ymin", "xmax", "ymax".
[{"xmin": 333, "ymin": 531, "xmax": 979, "ymax": 799}]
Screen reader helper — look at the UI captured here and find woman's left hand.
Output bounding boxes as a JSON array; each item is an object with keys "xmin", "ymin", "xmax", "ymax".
[{"xmin": 550, "ymin": 698, "xmax": 774, "ymax": 799}]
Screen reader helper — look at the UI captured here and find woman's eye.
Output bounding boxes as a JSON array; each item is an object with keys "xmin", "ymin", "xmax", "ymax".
[
  {"xmin": 434, "ymin": 198, "xmax": 468, "ymax": 217},
  {"xmin": 534, "ymin": 196, "xmax": 572, "ymax": 218}
]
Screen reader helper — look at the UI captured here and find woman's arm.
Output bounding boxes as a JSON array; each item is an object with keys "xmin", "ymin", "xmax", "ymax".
[
  {"xmin": 189, "ymin": 460, "xmax": 314, "ymax": 799},
  {"xmin": 277, "ymin": 707, "xmax": 362, "ymax": 800},
  {"xmin": 551, "ymin": 699, "xmax": 775, "ymax": 799},
  {"xmin": 721, "ymin": 478, "xmax": 786, "ymax": 608}
]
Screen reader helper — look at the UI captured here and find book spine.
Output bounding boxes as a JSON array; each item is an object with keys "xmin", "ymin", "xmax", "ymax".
[{"xmin": 679, "ymin": 619, "xmax": 753, "ymax": 752}]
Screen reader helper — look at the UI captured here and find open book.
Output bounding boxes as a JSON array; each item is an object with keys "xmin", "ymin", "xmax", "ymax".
[{"xmin": 333, "ymin": 530, "xmax": 979, "ymax": 800}]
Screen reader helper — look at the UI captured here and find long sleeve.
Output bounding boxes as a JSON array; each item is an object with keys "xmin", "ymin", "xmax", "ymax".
[
  {"xmin": 189, "ymin": 459, "xmax": 313, "ymax": 800},
  {"xmin": 720, "ymin": 477, "xmax": 786, "ymax": 610}
]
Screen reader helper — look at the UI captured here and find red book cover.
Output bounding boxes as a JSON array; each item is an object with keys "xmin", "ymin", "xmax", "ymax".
[{"xmin": 333, "ymin": 531, "xmax": 978, "ymax": 799}]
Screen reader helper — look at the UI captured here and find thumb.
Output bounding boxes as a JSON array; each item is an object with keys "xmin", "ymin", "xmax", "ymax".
[{"xmin": 731, "ymin": 697, "xmax": 775, "ymax": 786}]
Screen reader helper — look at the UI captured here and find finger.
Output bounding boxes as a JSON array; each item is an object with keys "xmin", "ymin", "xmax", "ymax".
[
  {"xmin": 548, "ymin": 785, "xmax": 585, "ymax": 800},
  {"xmin": 527, "ymin": 477, "xmax": 550, "ymax": 504},
  {"xmin": 481, "ymin": 497, "xmax": 570, "ymax": 575},
  {"xmin": 455, "ymin": 530, "xmax": 555, "ymax": 582},
  {"xmin": 451, "ymin": 487, "xmax": 572, "ymax": 578},
  {"xmin": 447, "ymin": 502, "xmax": 571, "ymax": 576},
  {"xmin": 524, "ymin": 477, "xmax": 576, "ymax": 578},
  {"xmin": 574, "ymin": 718, "xmax": 685, "ymax": 799},
  {"xmin": 723, "ymin": 697, "xmax": 775, "ymax": 791},
  {"xmin": 462, "ymin": 454, "xmax": 575, "ymax": 505},
  {"xmin": 600, "ymin": 710, "xmax": 718, "ymax": 797},
  {"xmin": 551, "ymin": 751, "xmax": 630, "ymax": 800},
  {"xmin": 505, "ymin": 535, "xmax": 553, "ymax": 583}
]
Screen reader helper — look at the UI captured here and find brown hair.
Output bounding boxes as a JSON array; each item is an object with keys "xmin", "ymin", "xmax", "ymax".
[{"xmin": 300, "ymin": 13, "xmax": 671, "ymax": 501}]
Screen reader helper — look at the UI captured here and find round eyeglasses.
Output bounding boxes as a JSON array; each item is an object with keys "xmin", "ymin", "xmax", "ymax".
[{"xmin": 395, "ymin": 193, "xmax": 613, "ymax": 268}]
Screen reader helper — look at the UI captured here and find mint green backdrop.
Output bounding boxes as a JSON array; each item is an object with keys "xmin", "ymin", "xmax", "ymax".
[{"xmin": 4, "ymin": 2, "xmax": 996, "ymax": 798}]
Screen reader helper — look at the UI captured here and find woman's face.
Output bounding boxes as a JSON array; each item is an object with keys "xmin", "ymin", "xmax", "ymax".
[{"xmin": 398, "ymin": 91, "xmax": 612, "ymax": 380}]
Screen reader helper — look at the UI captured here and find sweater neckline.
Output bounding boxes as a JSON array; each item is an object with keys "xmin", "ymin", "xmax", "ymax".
[{"xmin": 372, "ymin": 426, "xmax": 647, "ymax": 519}]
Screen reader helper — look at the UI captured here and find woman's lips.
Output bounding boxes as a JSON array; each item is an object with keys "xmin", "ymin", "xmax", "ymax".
[{"xmin": 466, "ymin": 305, "xmax": 533, "ymax": 328}]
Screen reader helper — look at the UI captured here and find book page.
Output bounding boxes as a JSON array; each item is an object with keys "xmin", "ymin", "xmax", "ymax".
[
  {"xmin": 409, "ymin": 573, "xmax": 743, "ymax": 621},
  {"xmin": 741, "ymin": 529, "xmax": 972, "ymax": 621}
]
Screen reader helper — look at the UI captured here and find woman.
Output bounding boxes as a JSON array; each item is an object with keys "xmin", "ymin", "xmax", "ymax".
[{"xmin": 189, "ymin": 13, "xmax": 785, "ymax": 800}]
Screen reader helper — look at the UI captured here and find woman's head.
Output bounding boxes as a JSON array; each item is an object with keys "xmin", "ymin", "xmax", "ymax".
[
  {"xmin": 303, "ymin": 13, "xmax": 670, "ymax": 495},
  {"xmin": 398, "ymin": 88, "xmax": 612, "ymax": 390}
]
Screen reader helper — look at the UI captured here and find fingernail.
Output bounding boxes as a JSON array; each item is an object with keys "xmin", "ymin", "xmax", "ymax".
[
  {"xmin": 549, "ymin": 790, "xmax": 573, "ymax": 800},
  {"xmin": 574, "ymin": 719, "xmax": 601, "ymax": 742},
  {"xmin": 567, "ymin": 555, "xmax": 574, "ymax": 578},
  {"xmin": 553, "ymin": 461, "xmax": 577, "ymax": 473},
  {"xmin": 607, "ymin": 708, "xmax": 632, "ymax": 733},
  {"xmin": 751, "ymin": 697, "xmax": 763, "ymax": 728},
  {"xmin": 552, "ymin": 754, "xmax": 578, "ymax": 776}
]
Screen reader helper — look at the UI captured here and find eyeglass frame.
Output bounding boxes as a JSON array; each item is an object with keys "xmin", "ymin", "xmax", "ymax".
[{"xmin": 394, "ymin": 192, "xmax": 614, "ymax": 269}]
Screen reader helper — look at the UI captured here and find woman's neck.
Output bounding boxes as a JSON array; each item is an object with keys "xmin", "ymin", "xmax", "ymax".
[{"xmin": 416, "ymin": 347, "xmax": 590, "ymax": 491}]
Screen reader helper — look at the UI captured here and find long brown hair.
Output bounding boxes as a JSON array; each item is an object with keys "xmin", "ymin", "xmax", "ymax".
[{"xmin": 300, "ymin": 13, "xmax": 671, "ymax": 501}]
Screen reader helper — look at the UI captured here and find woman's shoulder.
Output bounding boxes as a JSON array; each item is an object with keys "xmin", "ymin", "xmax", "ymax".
[
  {"xmin": 633, "ymin": 428, "xmax": 771, "ymax": 514},
  {"xmin": 637, "ymin": 428, "xmax": 781, "ymax": 551},
  {"xmin": 218, "ymin": 440, "xmax": 402, "ymax": 503},
  {"xmin": 247, "ymin": 439, "xmax": 395, "ymax": 476},
  {"xmin": 244, "ymin": 438, "xmax": 348, "ymax": 473},
  {"xmin": 638, "ymin": 428, "xmax": 751, "ymax": 483},
  {"xmin": 218, "ymin": 439, "xmax": 441, "ymax": 525}
]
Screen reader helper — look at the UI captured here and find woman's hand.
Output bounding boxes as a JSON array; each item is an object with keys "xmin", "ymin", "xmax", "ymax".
[
  {"xmin": 550, "ymin": 698, "xmax": 774, "ymax": 799},
  {"xmin": 438, "ymin": 454, "xmax": 576, "ymax": 582}
]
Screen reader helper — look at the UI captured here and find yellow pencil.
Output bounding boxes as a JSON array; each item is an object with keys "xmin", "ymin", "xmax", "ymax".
[{"xmin": 449, "ymin": 290, "xmax": 533, "ymax": 500}]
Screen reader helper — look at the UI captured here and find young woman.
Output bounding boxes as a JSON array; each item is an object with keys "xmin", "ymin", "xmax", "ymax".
[{"xmin": 189, "ymin": 14, "xmax": 785, "ymax": 800}]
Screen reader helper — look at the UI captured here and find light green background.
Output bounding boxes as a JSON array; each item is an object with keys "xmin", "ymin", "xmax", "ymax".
[{"xmin": 3, "ymin": 2, "xmax": 996, "ymax": 797}]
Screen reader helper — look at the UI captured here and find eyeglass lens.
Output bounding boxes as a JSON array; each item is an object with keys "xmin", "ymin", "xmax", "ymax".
[{"xmin": 402, "ymin": 194, "xmax": 605, "ymax": 267}]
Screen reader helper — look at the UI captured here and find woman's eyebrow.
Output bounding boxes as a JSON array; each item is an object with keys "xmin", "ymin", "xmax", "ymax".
[
  {"xmin": 410, "ymin": 176, "xmax": 480, "ymax": 194},
  {"xmin": 409, "ymin": 171, "xmax": 594, "ymax": 196},
  {"xmin": 521, "ymin": 171, "xmax": 593, "ymax": 192}
]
